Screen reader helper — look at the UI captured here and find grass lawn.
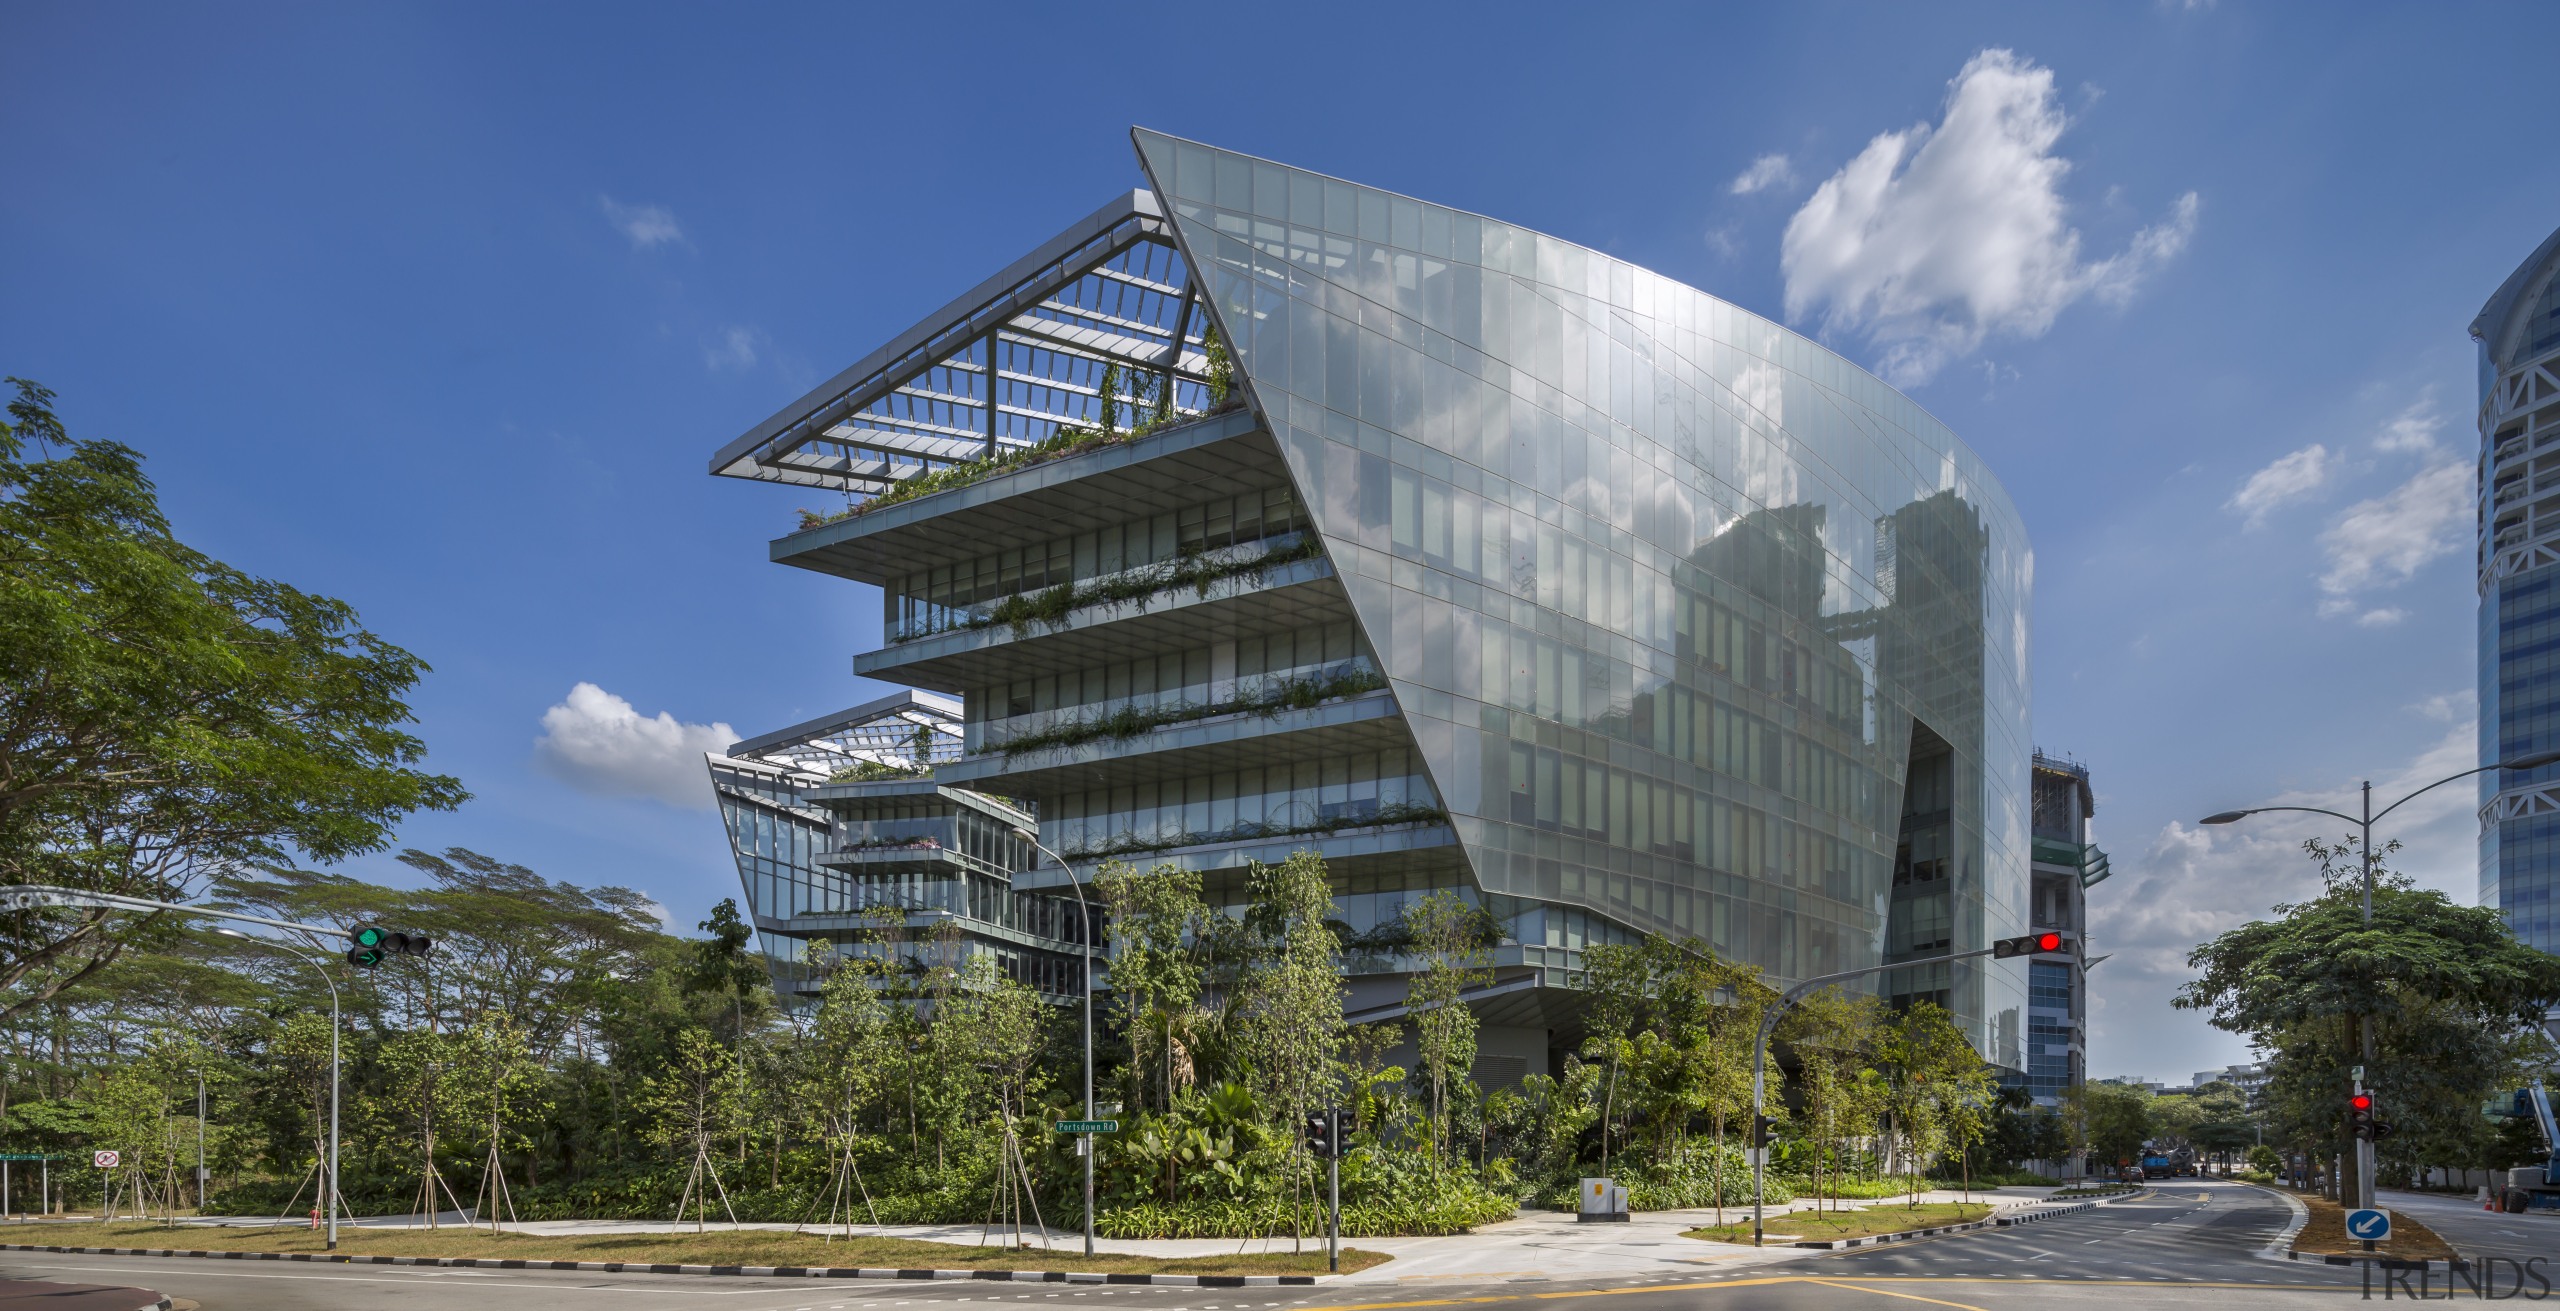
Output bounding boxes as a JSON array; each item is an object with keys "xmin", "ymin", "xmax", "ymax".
[
  {"xmin": 0, "ymin": 1219, "xmax": 1389, "ymax": 1275},
  {"xmin": 1682, "ymin": 1201, "xmax": 1992, "ymax": 1245},
  {"xmin": 2286, "ymin": 1191, "xmax": 2457, "ymax": 1262}
]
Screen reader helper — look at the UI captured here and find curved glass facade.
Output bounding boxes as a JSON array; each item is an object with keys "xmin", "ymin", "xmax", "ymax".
[{"xmin": 1132, "ymin": 132, "xmax": 2031, "ymax": 1059}]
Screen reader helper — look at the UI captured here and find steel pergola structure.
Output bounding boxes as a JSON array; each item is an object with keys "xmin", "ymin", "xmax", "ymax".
[{"xmin": 709, "ymin": 191, "xmax": 1214, "ymax": 498}]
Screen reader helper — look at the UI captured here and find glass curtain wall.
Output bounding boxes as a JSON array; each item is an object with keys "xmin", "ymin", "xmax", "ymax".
[{"xmin": 1132, "ymin": 131, "xmax": 2031, "ymax": 1058}]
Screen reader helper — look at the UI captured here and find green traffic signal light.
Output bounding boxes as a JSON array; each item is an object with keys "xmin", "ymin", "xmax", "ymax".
[{"xmin": 344, "ymin": 925, "xmax": 431, "ymax": 966}]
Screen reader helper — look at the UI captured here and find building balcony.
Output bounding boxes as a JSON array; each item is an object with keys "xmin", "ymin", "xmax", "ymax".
[
  {"xmin": 1012, "ymin": 812, "xmax": 1466, "ymax": 894},
  {"xmin": 858, "ymin": 548, "xmax": 1351, "ymax": 692},
  {"xmin": 769, "ymin": 407, "xmax": 1283, "ymax": 587},
  {"xmin": 2031, "ymin": 836, "xmax": 2113, "ymax": 888},
  {"xmin": 937, "ymin": 686, "xmax": 1409, "ymax": 796}
]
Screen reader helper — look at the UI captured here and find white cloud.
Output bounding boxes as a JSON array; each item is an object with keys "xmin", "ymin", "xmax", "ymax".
[
  {"xmin": 1728, "ymin": 153, "xmax": 1797, "ymax": 196},
  {"xmin": 1704, "ymin": 223, "xmax": 1742, "ymax": 260},
  {"xmin": 533, "ymin": 682, "xmax": 735, "ymax": 809},
  {"xmin": 1779, "ymin": 49, "xmax": 2199, "ymax": 385},
  {"xmin": 599, "ymin": 196, "xmax": 684, "ymax": 251},
  {"xmin": 2409, "ymin": 689, "xmax": 2475, "ymax": 722},
  {"xmin": 2374, "ymin": 393, "xmax": 2446, "ymax": 454},
  {"xmin": 704, "ymin": 325, "xmax": 762, "ymax": 372},
  {"xmin": 2352, "ymin": 606, "xmax": 2408, "ymax": 628},
  {"xmin": 2226, "ymin": 444, "xmax": 2334, "ymax": 528},
  {"xmin": 2315, "ymin": 460, "xmax": 2473, "ymax": 602}
]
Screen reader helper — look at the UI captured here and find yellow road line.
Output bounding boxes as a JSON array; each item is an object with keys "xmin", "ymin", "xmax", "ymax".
[{"xmin": 1799, "ymin": 1279, "xmax": 1990, "ymax": 1311}]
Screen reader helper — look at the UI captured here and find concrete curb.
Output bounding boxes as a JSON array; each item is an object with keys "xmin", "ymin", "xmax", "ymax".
[
  {"xmin": 2253, "ymin": 1184, "xmax": 2310, "ymax": 1263},
  {"xmin": 1788, "ymin": 1184, "xmax": 2155, "ymax": 1250},
  {"xmin": 2285, "ymin": 1248, "xmax": 2473, "ymax": 1278},
  {"xmin": 1788, "ymin": 1191, "xmax": 2140, "ymax": 1251},
  {"xmin": 0, "ymin": 1244, "xmax": 1320, "ymax": 1286},
  {"xmin": 2250, "ymin": 1185, "xmax": 2470, "ymax": 1276}
]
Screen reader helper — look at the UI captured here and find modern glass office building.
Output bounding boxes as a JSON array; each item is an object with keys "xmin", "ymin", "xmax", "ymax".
[
  {"xmin": 706, "ymin": 690, "xmax": 1093, "ymax": 1002},
  {"xmin": 2477, "ymin": 225, "xmax": 2560, "ymax": 988},
  {"xmin": 709, "ymin": 132, "xmax": 2035, "ymax": 1072}
]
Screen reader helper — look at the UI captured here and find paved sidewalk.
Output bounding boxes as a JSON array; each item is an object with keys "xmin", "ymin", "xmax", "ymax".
[{"xmin": 324, "ymin": 1185, "xmax": 2063, "ymax": 1284}]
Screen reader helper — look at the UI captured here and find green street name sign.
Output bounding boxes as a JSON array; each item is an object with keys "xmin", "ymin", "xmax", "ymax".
[
  {"xmin": 1055, "ymin": 1119, "xmax": 1119, "ymax": 1134},
  {"xmin": 0, "ymin": 1153, "xmax": 56, "ymax": 1161}
]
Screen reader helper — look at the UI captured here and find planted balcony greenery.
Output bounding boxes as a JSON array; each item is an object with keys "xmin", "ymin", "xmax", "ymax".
[
  {"xmin": 993, "ymin": 664, "xmax": 1387, "ymax": 759},
  {"xmin": 794, "ymin": 333, "xmax": 1243, "ymax": 533},
  {"xmin": 1058, "ymin": 800, "xmax": 1450, "ymax": 860},
  {"xmin": 827, "ymin": 759, "xmax": 929, "ymax": 783},
  {"xmin": 934, "ymin": 533, "xmax": 1322, "ymax": 643}
]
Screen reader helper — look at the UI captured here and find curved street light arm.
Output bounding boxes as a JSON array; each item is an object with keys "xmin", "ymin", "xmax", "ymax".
[
  {"xmin": 2370, "ymin": 761, "xmax": 2520, "ymax": 825},
  {"xmin": 2210, "ymin": 805, "xmax": 2363, "ymax": 828}
]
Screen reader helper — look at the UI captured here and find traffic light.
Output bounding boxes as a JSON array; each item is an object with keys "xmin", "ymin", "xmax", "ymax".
[
  {"xmin": 1992, "ymin": 931, "xmax": 2075, "ymax": 959},
  {"xmin": 2348, "ymin": 1092, "xmax": 2374, "ymax": 1140},
  {"xmin": 1304, "ymin": 1109, "xmax": 1348, "ymax": 1159},
  {"xmin": 1304, "ymin": 1110, "xmax": 1334, "ymax": 1159},
  {"xmin": 345, "ymin": 924, "xmax": 434, "ymax": 969},
  {"xmin": 1752, "ymin": 1115, "xmax": 1779, "ymax": 1149}
]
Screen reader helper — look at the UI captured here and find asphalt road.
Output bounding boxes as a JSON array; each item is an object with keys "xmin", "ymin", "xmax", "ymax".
[
  {"xmin": 0, "ymin": 1182, "xmax": 2412, "ymax": 1311},
  {"xmin": 2377, "ymin": 1185, "xmax": 2560, "ymax": 1268}
]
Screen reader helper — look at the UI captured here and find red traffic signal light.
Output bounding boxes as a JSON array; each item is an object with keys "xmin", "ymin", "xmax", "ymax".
[
  {"xmin": 2350, "ymin": 1094, "xmax": 2372, "ymax": 1112},
  {"xmin": 1993, "ymin": 931, "xmax": 2077, "ymax": 959}
]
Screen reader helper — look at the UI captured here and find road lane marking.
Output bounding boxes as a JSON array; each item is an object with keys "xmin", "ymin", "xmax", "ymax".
[{"xmin": 1798, "ymin": 1281, "xmax": 1987, "ymax": 1311}]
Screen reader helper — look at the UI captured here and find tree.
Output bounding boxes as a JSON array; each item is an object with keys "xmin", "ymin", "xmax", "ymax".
[
  {"xmin": 1875, "ymin": 1002, "xmax": 1983, "ymax": 1205},
  {"xmin": 1402, "ymin": 891, "xmax": 1492, "ymax": 1159},
  {"xmin": 1780, "ymin": 986, "xmax": 1883, "ymax": 1211},
  {"xmin": 1094, "ymin": 861, "xmax": 1206, "ymax": 1116},
  {"xmin": 2177, "ymin": 838, "xmax": 2560, "ymax": 1200},
  {"xmin": 2060, "ymin": 1081, "xmax": 2152, "ymax": 1171},
  {"xmin": 637, "ymin": 1026, "xmax": 749, "ymax": 1232},
  {"xmin": 0, "ymin": 378, "xmax": 466, "ymax": 1020},
  {"xmin": 447, "ymin": 1009, "xmax": 544, "ymax": 1230},
  {"xmin": 1233, "ymin": 851, "xmax": 1345, "ymax": 1247}
]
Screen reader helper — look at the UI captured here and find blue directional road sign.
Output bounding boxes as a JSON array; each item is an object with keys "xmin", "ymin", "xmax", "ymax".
[{"xmin": 2345, "ymin": 1208, "xmax": 2391, "ymax": 1242}]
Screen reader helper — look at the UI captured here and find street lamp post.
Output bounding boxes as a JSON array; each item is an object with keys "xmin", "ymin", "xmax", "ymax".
[
  {"xmin": 2199, "ymin": 748, "xmax": 2560, "ymax": 1212},
  {"xmin": 1010, "ymin": 825, "xmax": 1098, "ymax": 1259},
  {"xmin": 188, "ymin": 1068, "xmax": 204, "ymax": 1213},
  {"xmin": 217, "ymin": 927, "xmax": 342, "ymax": 1251}
]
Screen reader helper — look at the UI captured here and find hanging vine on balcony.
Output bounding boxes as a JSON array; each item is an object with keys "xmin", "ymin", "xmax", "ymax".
[
  {"xmin": 896, "ymin": 533, "xmax": 1324, "ymax": 644},
  {"xmin": 1059, "ymin": 800, "xmax": 1449, "ymax": 860},
  {"xmin": 993, "ymin": 664, "xmax": 1387, "ymax": 759}
]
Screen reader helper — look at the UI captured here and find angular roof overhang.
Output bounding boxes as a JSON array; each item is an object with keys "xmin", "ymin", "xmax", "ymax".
[
  {"xmin": 715, "ymin": 689, "xmax": 964, "ymax": 778},
  {"xmin": 710, "ymin": 189, "xmax": 1216, "ymax": 494}
]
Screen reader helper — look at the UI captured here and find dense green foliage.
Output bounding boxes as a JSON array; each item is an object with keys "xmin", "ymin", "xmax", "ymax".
[
  {"xmin": 2178, "ymin": 837, "xmax": 2560, "ymax": 1192},
  {"xmin": 0, "ymin": 379, "xmax": 466, "ymax": 1022}
]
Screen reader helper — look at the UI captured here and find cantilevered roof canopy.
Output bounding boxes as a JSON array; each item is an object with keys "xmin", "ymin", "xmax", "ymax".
[
  {"xmin": 717, "ymin": 689, "xmax": 964, "ymax": 778},
  {"xmin": 709, "ymin": 189, "xmax": 1217, "ymax": 494}
]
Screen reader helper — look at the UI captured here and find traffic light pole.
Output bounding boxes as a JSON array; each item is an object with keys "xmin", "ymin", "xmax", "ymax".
[
  {"xmin": 1750, "ymin": 942, "xmax": 2025, "ymax": 1247},
  {"xmin": 1328, "ymin": 1117, "xmax": 1340, "ymax": 1274}
]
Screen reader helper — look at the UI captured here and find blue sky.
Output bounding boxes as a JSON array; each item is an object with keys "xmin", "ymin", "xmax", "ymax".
[{"xmin": 6, "ymin": 1, "xmax": 2555, "ymax": 1080}]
